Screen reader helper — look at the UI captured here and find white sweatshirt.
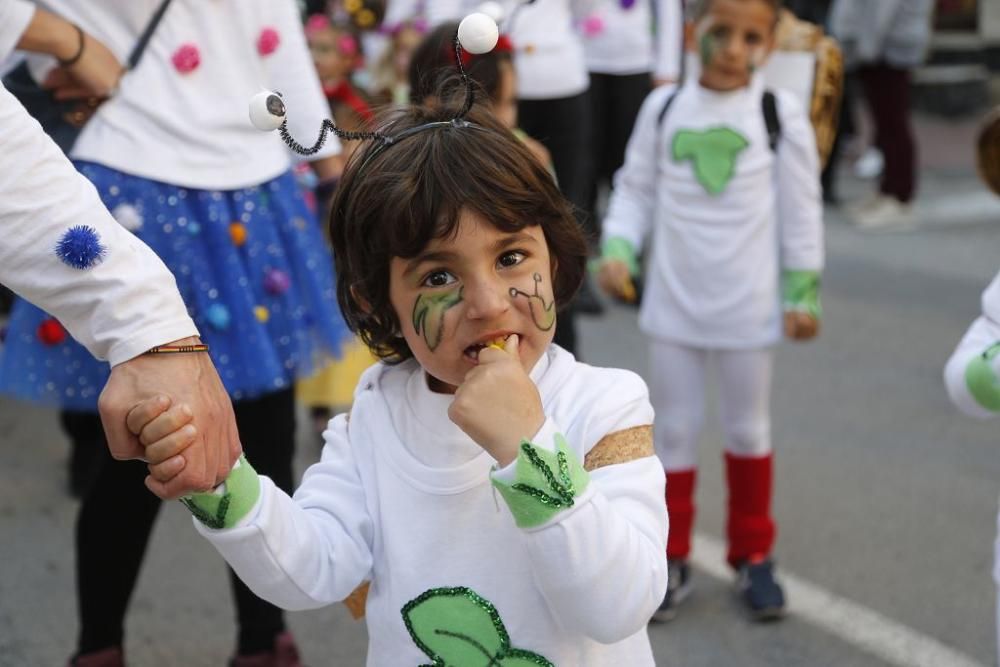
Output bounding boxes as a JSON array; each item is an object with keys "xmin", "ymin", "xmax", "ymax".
[
  {"xmin": 0, "ymin": 0, "xmax": 34, "ymax": 60},
  {"xmin": 581, "ymin": 0, "xmax": 683, "ymax": 80},
  {"xmin": 428, "ymin": 0, "xmax": 595, "ymax": 99},
  {"xmin": 944, "ymin": 271, "xmax": 1000, "ymax": 420},
  {"xmin": 22, "ymin": 0, "xmax": 338, "ymax": 190},
  {"xmin": 0, "ymin": 83, "xmax": 197, "ymax": 364},
  {"xmin": 602, "ymin": 74, "xmax": 824, "ymax": 348},
  {"xmin": 197, "ymin": 345, "xmax": 668, "ymax": 666}
]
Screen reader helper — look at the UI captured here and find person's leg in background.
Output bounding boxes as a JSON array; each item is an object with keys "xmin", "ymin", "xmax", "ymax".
[
  {"xmin": 518, "ymin": 92, "xmax": 594, "ymax": 351},
  {"xmin": 73, "ymin": 414, "xmax": 162, "ymax": 666},
  {"xmin": 229, "ymin": 387, "xmax": 299, "ymax": 665},
  {"xmin": 648, "ymin": 339, "xmax": 708, "ymax": 620},
  {"xmin": 852, "ymin": 62, "xmax": 917, "ymax": 228}
]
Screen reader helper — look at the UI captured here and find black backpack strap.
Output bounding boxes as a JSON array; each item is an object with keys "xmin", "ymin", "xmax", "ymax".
[
  {"xmin": 656, "ymin": 89, "xmax": 680, "ymax": 128},
  {"xmin": 762, "ymin": 90, "xmax": 781, "ymax": 152}
]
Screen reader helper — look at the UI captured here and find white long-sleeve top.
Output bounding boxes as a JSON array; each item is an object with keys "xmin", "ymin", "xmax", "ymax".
[
  {"xmin": 602, "ymin": 75, "xmax": 824, "ymax": 348},
  {"xmin": 21, "ymin": 0, "xmax": 338, "ymax": 190},
  {"xmin": 581, "ymin": 0, "xmax": 682, "ymax": 80},
  {"xmin": 0, "ymin": 0, "xmax": 34, "ymax": 61},
  {"xmin": 0, "ymin": 82, "xmax": 196, "ymax": 365},
  {"xmin": 944, "ymin": 271, "xmax": 1000, "ymax": 420},
  {"xmin": 428, "ymin": 0, "xmax": 594, "ymax": 99},
  {"xmin": 197, "ymin": 345, "xmax": 667, "ymax": 666}
]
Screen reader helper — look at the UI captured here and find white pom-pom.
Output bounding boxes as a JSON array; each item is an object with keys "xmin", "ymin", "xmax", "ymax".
[
  {"xmin": 457, "ymin": 12, "xmax": 499, "ymax": 55},
  {"xmin": 248, "ymin": 90, "xmax": 286, "ymax": 131},
  {"xmin": 476, "ymin": 1, "xmax": 504, "ymax": 23}
]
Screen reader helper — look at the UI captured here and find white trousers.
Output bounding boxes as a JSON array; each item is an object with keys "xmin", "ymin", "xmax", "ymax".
[{"xmin": 648, "ymin": 339, "xmax": 774, "ymax": 471}]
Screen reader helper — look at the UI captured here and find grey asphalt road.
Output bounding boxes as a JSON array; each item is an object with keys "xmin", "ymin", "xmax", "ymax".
[{"xmin": 1, "ymin": 198, "xmax": 999, "ymax": 666}]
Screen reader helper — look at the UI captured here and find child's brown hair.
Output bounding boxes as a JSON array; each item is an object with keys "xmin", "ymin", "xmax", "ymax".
[{"xmin": 329, "ymin": 103, "xmax": 588, "ymax": 363}]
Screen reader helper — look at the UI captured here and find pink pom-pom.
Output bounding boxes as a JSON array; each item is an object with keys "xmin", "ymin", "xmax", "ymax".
[
  {"xmin": 305, "ymin": 14, "xmax": 331, "ymax": 37},
  {"xmin": 581, "ymin": 14, "xmax": 604, "ymax": 37},
  {"xmin": 258, "ymin": 27, "xmax": 281, "ymax": 56},
  {"xmin": 172, "ymin": 43, "xmax": 201, "ymax": 73}
]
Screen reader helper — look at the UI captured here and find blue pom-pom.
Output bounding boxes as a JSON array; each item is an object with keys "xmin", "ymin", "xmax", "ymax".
[
  {"xmin": 206, "ymin": 303, "xmax": 231, "ymax": 330},
  {"xmin": 55, "ymin": 225, "xmax": 106, "ymax": 270}
]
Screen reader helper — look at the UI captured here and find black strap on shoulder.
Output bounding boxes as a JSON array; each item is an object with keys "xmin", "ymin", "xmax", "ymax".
[
  {"xmin": 656, "ymin": 89, "xmax": 680, "ymax": 127},
  {"xmin": 762, "ymin": 90, "xmax": 781, "ymax": 152},
  {"xmin": 127, "ymin": 0, "xmax": 173, "ymax": 70},
  {"xmin": 658, "ymin": 87, "xmax": 782, "ymax": 152}
]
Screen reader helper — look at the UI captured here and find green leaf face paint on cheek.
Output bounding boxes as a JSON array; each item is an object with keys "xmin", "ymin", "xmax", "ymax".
[{"xmin": 412, "ymin": 286, "xmax": 464, "ymax": 351}]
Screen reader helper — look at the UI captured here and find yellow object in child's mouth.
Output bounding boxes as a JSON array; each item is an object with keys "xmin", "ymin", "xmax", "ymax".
[{"xmin": 487, "ymin": 337, "xmax": 506, "ymax": 351}]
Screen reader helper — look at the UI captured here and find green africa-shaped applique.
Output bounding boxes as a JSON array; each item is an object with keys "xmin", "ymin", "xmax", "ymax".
[
  {"xmin": 402, "ymin": 587, "xmax": 553, "ymax": 666},
  {"xmin": 672, "ymin": 127, "xmax": 749, "ymax": 195}
]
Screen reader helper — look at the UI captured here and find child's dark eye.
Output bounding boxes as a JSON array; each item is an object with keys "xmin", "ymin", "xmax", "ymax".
[
  {"xmin": 497, "ymin": 251, "xmax": 526, "ymax": 269},
  {"xmin": 422, "ymin": 270, "xmax": 456, "ymax": 288},
  {"xmin": 745, "ymin": 33, "xmax": 763, "ymax": 46}
]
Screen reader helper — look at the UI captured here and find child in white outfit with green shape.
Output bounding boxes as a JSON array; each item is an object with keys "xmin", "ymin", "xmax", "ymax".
[
  {"xmin": 126, "ymin": 84, "xmax": 669, "ymax": 665},
  {"xmin": 596, "ymin": 0, "xmax": 824, "ymax": 621}
]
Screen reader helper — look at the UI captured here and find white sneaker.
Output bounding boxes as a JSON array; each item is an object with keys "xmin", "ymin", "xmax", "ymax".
[
  {"xmin": 851, "ymin": 195, "xmax": 916, "ymax": 231},
  {"xmin": 853, "ymin": 147, "xmax": 884, "ymax": 179}
]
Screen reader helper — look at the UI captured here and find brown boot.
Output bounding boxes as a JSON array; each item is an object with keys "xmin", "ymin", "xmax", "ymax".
[
  {"xmin": 229, "ymin": 632, "xmax": 303, "ymax": 667},
  {"xmin": 68, "ymin": 646, "xmax": 125, "ymax": 667}
]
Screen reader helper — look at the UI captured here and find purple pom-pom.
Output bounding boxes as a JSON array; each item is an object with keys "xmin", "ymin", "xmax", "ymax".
[
  {"xmin": 620, "ymin": 0, "xmax": 636, "ymax": 8},
  {"xmin": 264, "ymin": 269, "xmax": 291, "ymax": 295},
  {"xmin": 56, "ymin": 226, "xmax": 106, "ymax": 270}
]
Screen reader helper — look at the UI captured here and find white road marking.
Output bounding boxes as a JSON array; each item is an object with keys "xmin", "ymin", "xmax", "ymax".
[{"xmin": 692, "ymin": 534, "xmax": 988, "ymax": 667}]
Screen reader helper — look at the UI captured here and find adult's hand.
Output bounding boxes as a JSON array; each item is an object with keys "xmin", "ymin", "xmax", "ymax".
[{"xmin": 98, "ymin": 336, "xmax": 241, "ymax": 499}]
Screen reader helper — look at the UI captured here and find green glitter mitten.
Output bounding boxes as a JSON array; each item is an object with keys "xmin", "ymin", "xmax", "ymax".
[
  {"xmin": 179, "ymin": 455, "xmax": 260, "ymax": 530},
  {"xmin": 966, "ymin": 342, "xmax": 1000, "ymax": 412},
  {"xmin": 491, "ymin": 434, "xmax": 590, "ymax": 529}
]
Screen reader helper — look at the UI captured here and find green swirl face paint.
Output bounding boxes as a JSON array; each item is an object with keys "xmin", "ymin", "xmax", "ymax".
[
  {"xmin": 509, "ymin": 273, "xmax": 556, "ymax": 331},
  {"xmin": 412, "ymin": 285, "xmax": 463, "ymax": 351}
]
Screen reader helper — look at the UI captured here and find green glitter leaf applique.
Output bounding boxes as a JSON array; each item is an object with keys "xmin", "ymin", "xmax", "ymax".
[
  {"xmin": 402, "ymin": 587, "xmax": 553, "ymax": 667},
  {"xmin": 179, "ymin": 455, "xmax": 260, "ymax": 530},
  {"xmin": 492, "ymin": 435, "xmax": 590, "ymax": 529},
  {"xmin": 672, "ymin": 127, "xmax": 749, "ymax": 195}
]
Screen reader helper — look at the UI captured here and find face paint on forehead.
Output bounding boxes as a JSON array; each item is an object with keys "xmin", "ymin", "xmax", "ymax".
[
  {"xmin": 412, "ymin": 285, "xmax": 464, "ymax": 351},
  {"xmin": 509, "ymin": 273, "xmax": 556, "ymax": 332}
]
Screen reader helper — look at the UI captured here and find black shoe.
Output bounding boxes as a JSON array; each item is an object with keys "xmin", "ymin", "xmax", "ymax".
[
  {"xmin": 651, "ymin": 560, "xmax": 692, "ymax": 622},
  {"xmin": 736, "ymin": 557, "xmax": 786, "ymax": 621}
]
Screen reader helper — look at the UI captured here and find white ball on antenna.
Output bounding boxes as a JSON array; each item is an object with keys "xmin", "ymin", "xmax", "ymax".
[
  {"xmin": 457, "ymin": 12, "xmax": 499, "ymax": 55},
  {"xmin": 476, "ymin": 1, "xmax": 504, "ymax": 23},
  {"xmin": 248, "ymin": 90, "xmax": 286, "ymax": 131}
]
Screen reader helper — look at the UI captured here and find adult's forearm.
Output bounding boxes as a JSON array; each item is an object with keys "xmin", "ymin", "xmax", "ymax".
[{"xmin": 0, "ymin": 83, "xmax": 197, "ymax": 364}]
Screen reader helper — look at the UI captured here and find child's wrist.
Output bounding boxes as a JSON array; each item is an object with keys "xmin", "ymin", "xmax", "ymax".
[
  {"xmin": 600, "ymin": 237, "xmax": 639, "ymax": 276},
  {"xmin": 782, "ymin": 269, "xmax": 821, "ymax": 320},
  {"xmin": 180, "ymin": 455, "xmax": 260, "ymax": 529}
]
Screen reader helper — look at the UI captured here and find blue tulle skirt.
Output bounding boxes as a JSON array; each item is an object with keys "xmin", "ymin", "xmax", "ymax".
[{"xmin": 0, "ymin": 162, "xmax": 349, "ymax": 410}]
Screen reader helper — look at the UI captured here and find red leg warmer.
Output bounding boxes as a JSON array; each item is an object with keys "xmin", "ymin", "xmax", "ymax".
[
  {"xmin": 665, "ymin": 469, "xmax": 697, "ymax": 560},
  {"xmin": 724, "ymin": 451, "xmax": 776, "ymax": 567}
]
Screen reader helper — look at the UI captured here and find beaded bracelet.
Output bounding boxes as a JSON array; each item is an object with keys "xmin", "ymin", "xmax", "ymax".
[
  {"xmin": 58, "ymin": 24, "xmax": 86, "ymax": 67},
  {"xmin": 145, "ymin": 343, "xmax": 210, "ymax": 355}
]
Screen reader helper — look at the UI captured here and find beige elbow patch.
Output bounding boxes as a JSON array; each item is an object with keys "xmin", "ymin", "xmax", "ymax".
[
  {"xmin": 584, "ymin": 425, "xmax": 654, "ymax": 472},
  {"xmin": 343, "ymin": 580, "xmax": 370, "ymax": 620}
]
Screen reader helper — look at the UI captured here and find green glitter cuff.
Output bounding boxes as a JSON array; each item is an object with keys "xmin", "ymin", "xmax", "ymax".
[
  {"xmin": 179, "ymin": 455, "xmax": 260, "ymax": 530},
  {"xmin": 491, "ymin": 434, "xmax": 590, "ymax": 529},
  {"xmin": 601, "ymin": 237, "xmax": 640, "ymax": 277},
  {"xmin": 782, "ymin": 269, "xmax": 822, "ymax": 319},
  {"xmin": 965, "ymin": 342, "xmax": 1000, "ymax": 413}
]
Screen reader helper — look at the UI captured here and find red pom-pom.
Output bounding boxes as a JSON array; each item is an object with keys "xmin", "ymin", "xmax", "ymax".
[{"xmin": 37, "ymin": 318, "xmax": 67, "ymax": 346}]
